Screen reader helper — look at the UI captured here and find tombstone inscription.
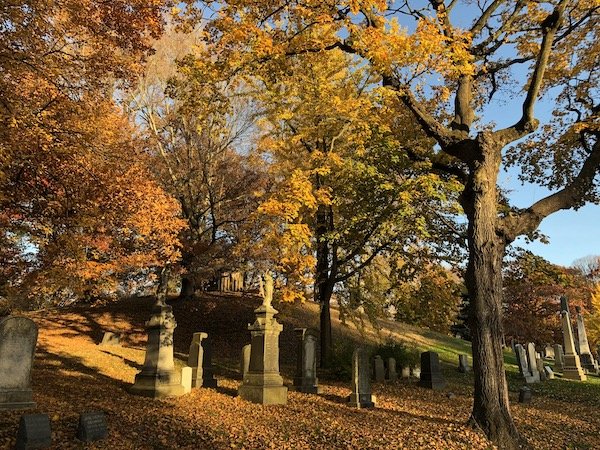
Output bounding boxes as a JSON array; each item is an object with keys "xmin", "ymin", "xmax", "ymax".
[{"xmin": 76, "ymin": 411, "xmax": 108, "ymax": 442}]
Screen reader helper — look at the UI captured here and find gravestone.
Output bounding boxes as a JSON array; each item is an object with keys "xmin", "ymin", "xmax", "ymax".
[
  {"xmin": 412, "ymin": 366, "xmax": 421, "ymax": 378},
  {"xmin": 129, "ymin": 301, "xmax": 185, "ymax": 398},
  {"xmin": 15, "ymin": 414, "xmax": 51, "ymax": 449},
  {"xmin": 181, "ymin": 367, "xmax": 192, "ymax": 394},
  {"xmin": 0, "ymin": 316, "xmax": 38, "ymax": 409},
  {"xmin": 518, "ymin": 386, "xmax": 532, "ymax": 403},
  {"xmin": 543, "ymin": 345, "xmax": 555, "ymax": 360},
  {"xmin": 99, "ymin": 331, "xmax": 121, "ymax": 346},
  {"xmin": 536, "ymin": 357, "xmax": 547, "ymax": 381},
  {"xmin": 457, "ymin": 354, "xmax": 470, "ymax": 373},
  {"xmin": 187, "ymin": 332, "xmax": 217, "ymax": 388},
  {"xmin": 240, "ymin": 344, "xmax": 251, "ymax": 379},
  {"xmin": 401, "ymin": 366, "xmax": 410, "ymax": 378},
  {"xmin": 553, "ymin": 344, "xmax": 564, "ymax": 372},
  {"xmin": 575, "ymin": 307, "xmax": 598, "ymax": 373},
  {"xmin": 543, "ymin": 366, "xmax": 555, "ymax": 380},
  {"xmin": 373, "ymin": 355, "xmax": 385, "ymax": 382},
  {"xmin": 559, "ymin": 297, "xmax": 586, "ymax": 381},
  {"xmin": 514, "ymin": 344, "xmax": 529, "ymax": 376},
  {"xmin": 347, "ymin": 347, "xmax": 376, "ymax": 408},
  {"xmin": 525, "ymin": 343, "xmax": 540, "ymax": 383},
  {"xmin": 76, "ymin": 411, "xmax": 108, "ymax": 442},
  {"xmin": 387, "ymin": 357, "xmax": 398, "ymax": 381},
  {"xmin": 418, "ymin": 351, "xmax": 446, "ymax": 390},
  {"xmin": 238, "ymin": 274, "xmax": 288, "ymax": 405},
  {"xmin": 291, "ymin": 328, "xmax": 320, "ymax": 394}
]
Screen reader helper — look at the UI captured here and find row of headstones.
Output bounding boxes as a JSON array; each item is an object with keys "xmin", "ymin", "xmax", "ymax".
[
  {"xmin": 12, "ymin": 411, "xmax": 107, "ymax": 449},
  {"xmin": 514, "ymin": 343, "xmax": 556, "ymax": 383}
]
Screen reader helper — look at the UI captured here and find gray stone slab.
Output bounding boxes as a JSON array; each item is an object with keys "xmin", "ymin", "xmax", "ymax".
[
  {"xmin": 15, "ymin": 414, "xmax": 51, "ymax": 449},
  {"xmin": 418, "ymin": 351, "xmax": 446, "ymax": 390},
  {"xmin": 76, "ymin": 411, "xmax": 108, "ymax": 442}
]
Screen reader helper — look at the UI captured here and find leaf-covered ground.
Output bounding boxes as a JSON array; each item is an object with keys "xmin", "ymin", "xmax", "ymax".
[{"xmin": 1, "ymin": 294, "xmax": 599, "ymax": 449}]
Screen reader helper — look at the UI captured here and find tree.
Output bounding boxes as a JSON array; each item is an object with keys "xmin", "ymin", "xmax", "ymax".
[
  {"xmin": 244, "ymin": 49, "xmax": 461, "ymax": 366},
  {"xmin": 129, "ymin": 28, "xmax": 267, "ymax": 298},
  {"xmin": 0, "ymin": 0, "xmax": 182, "ymax": 305},
  {"xmin": 195, "ymin": 1, "xmax": 600, "ymax": 446},
  {"xmin": 503, "ymin": 251, "xmax": 591, "ymax": 345},
  {"xmin": 572, "ymin": 255, "xmax": 600, "ymax": 282}
]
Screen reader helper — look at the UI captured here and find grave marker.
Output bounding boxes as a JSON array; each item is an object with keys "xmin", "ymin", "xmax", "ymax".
[
  {"xmin": 373, "ymin": 355, "xmax": 385, "ymax": 382},
  {"xmin": 76, "ymin": 411, "xmax": 108, "ymax": 442},
  {"xmin": 15, "ymin": 414, "xmax": 51, "ymax": 449},
  {"xmin": 291, "ymin": 328, "xmax": 320, "ymax": 394},
  {"xmin": 418, "ymin": 351, "xmax": 446, "ymax": 390},
  {"xmin": 387, "ymin": 357, "xmax": 398, "ymax": 381},
  {"xmin": 347, "ymin": 347, "xmax": 376, "ymax": 408}
]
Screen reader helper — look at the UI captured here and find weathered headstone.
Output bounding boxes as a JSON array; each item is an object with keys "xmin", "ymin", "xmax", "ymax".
[
  {"xmin": 238, "ymin": 274, "xmax": 288, "ymax": 405},
  {"xmin": 418, "ymin": 351, "xmax": 446, "ymax": 390},
  {"xmin": 291, "ymin": 328, "xmax": 320, "ymax": 394},
  {"xmin": 15, "ymin": 414, "xmax": 51, "ymax": 449},
  {"xmin": 373, "ymin": 355, "xmax": 385, "ymax": 382},
  {"xmin": 99, "ymin": 331, "xmax": 121, "ymax": 346},
  {"xmin": 401, "ymin": 366, "xmax": 410, "ymax": 378},
  {"xmin": 76, "ymin": 411, "xmax": 108, "ymax": 442},
  {"xmin": 543, "ymin": 345, "xmax": 555, "ymax": 360},
  {"xmin": 411, "ymin": 366, "xmax": 421, "ymax": 379},
  {"xmin": 129, "ymin": 301, "xmax": 185, "ymax": 398},
  {"xmin": 181, "ymin": 366, "xmax": 192, "ymax": 394},
  {"xmin": 518, "ymin": 386, "xmax": 532, "ymax": 403},
  {"xmin": 0, "ymin": 316, "xmax": 38, "ymax": 409},
  {"xmin": 187, "ymin": 332, "xmax": 217, "ymax": 388},
  {"xmin": 387, "ymin": 357, "xmax": 398, "ymax": 381},
  {"xmin": 457, "ymin": 354, "xmax": 470, "ymax": 373},
  {"xmin": 559, "ymin": 297, "xmax": 586, "ymax": 381},
  {"xmin": 240, "ymin": 344, "xmax": 251, "ymax": 379},
  {"xmin": 347, "ymin": 347, "xmax": 376, "ymax": 408},
  {"xmin": 536, "ymin": 357, "xmax": 547, "ymax": 381},
  {"xmin": 543, "ymin": 366, "xmax": 555, "ymax": 380},
  {"xmin": 575, "ymin": 307, "xmax": 598, "ymax": 373},
  {"xmin": 525, "ymin": 343, "xmax": 540, "ymax": 383},
  {"xmin": 514, "ymin": 344, "xmax": 529, "ymax": 376},
  {"xmin": 553, "ymin": 344, "xmax": 564, "ymax": 372}
]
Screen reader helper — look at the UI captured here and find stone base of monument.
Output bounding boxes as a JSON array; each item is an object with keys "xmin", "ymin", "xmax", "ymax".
[
  {"xmin": 562, "ymin": 355, "xmax": 587, "ymax": 381},
  {"xmin": 0, "ymin": 389, "xmax": 36, "ymax": 410},
  {"xmin": 238, "ymin": 375, "xmax": 288, "ymax": 405},
  {"xmin": 347, "ymin": 393, "xmax": 376, "ymax": 408},
  {"xmin": 579, "ymin": 354, "xmax": 598, "ymax": 373},
  {"xmin": 129, "ymin": 370, "xmax": 185, "ymax": 398},
  {"xmin": 289, "ymin": 381, "xmax": 322, "ymax": 394}
]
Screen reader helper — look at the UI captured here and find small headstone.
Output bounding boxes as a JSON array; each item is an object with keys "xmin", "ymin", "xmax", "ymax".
[
  {"xmin": 76, "ymin": 411, "xmax": 108, "ymax": 442},
  {"xmin": 514, "ymin": 344, "xmax": 529, "ymax": 376},
  {"xmin": 291, "ymin": 328, "xmax": 320, "ymax": 394},
  {"xmin": 187, "ymin": 332, "xmax": 217, "ymax": 388},
  {"xmin": 15, "ymin": 414, "xmax": 51, "ymax": 449},
  {"xmin": 518, "ymin": 386, "xmax": 532, "ymax": 403},
  {"xmin": 536, "ymin": 357, "xmax": 547, "ymax": 381},
  {"xmin": 457, "ymin": 354, "xmax": 470, "ymax": 373},
  {"xmin": 240, "ymin": 344, "xmax": 251, "ymax": 380},
  {"xmin": 373, "ymin": 355, "xmax": 385, "ymax": 382},
  {"xmin": 418, "ymin": 351, "xmax": 446, "ymax": 390},
  {"xmin": 387, "ymin": 357, "xmax": 398, "ymax": 381},
  {"xmin": 347, "ymin": 347, "xmax": 376, "ymax": 408},
  {"xmin": 553, "ymin": 344, "xmax": 564, "ymax": 372},
  {"xmin": 411, "ymin": 366, "xmax": 421, "ymax": 379},
  {"xmin": 543, "ymin": 366, "xmax": 555, "ymax": 380},
  {"xmin": 525, "ymin": 343, "xmax": 540, "ymax": 383},
  {"xmin": 99, "ymin": 331, "xmax": 121, "ymax": 346},
  {"xmin": 0, "ymin": 316, "xmax": 38, "ymax": 409},
  {"xmin": 446, "ymin": 392, "xmax": 456, "ymax": 399},
  {"xmin": 401, "ymin": 366, "xmax": 410, "ymax": 379},
  {"xmin": 181, "ymin": 367, "xmax": 192, "ymax": 394},
  {"xmin": 543, "ymin": 345, "xmax": 555, "ymax": 360}
]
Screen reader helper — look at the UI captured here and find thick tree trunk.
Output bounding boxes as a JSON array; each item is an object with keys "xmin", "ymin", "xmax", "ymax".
[
  {"xmin": 179, "ymin": 276, "xmax": 195, "ymax": 300},
  {"xmin": 462, "ymin": 134, "xmax": 527, "ymax": 449},
  {"xmin": 319, "ymin": 287, "xmax": 334, "ymax": 368}
]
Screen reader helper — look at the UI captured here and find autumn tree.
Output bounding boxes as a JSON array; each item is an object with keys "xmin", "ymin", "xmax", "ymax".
[
  {"xmin": 0, "ymin": 0, "xmax": 183, "ymax": 305},
  {"xmin": 244, "ymin": 49, "xmax": 462, "ymax": 366},
  {"xmin": 503, "ymin": 250, "xmax": 591, "ymax": 345},
  {"xmin": 129, "ymin": 28, "xmax": 267, "ymax": 299},
  {"xmin": 192, "ymin": 0, "xmax": 600, "ymax": 446}
]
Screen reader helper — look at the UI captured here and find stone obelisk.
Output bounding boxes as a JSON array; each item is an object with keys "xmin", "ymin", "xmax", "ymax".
[
  {"xmin": 575, "ymin": 306, "xmax": 598, "ymax": 373},
  {"xmin": 559, "ymin": 296, "xmax": 586, "ymax": 381},
  {"xmin": 238, "ymin": 274, "xmax": 288, "ymax": 404}
]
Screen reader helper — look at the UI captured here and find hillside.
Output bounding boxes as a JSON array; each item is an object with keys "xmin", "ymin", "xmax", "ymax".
[{"xmin": 0, "ymin": 293, "xmax": 599, "ymax": 449}]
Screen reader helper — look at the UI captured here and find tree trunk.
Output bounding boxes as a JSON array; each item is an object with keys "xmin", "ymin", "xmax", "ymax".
[
  {"xmin": 462, "ymin": 134, "xmax": 527, "ymax": 449},
  {"xmin": 179, "ymin": 276, "xmax": 195, "ymax": 300},
  {"xmin": 318, "ymin": 279, "xmax": 335, "ymax": 368}
]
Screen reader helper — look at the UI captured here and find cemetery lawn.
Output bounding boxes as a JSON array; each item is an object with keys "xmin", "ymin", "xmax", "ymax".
[{"xmin": 2, "ymin": 294, "xmax": 600, "ymax": 449}]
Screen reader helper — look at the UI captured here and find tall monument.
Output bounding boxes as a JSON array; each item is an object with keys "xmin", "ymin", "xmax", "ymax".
[
  {"xmin": 575, "ymin": 306, "xmax": 598, "ymax": 373},
  {"xmin": 559, "ymin": 296, "xmax": 586, "ymax": 381},
  {"xmin": 238, "ymin": 273, "xmax": 288, "ymax": 404}
]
